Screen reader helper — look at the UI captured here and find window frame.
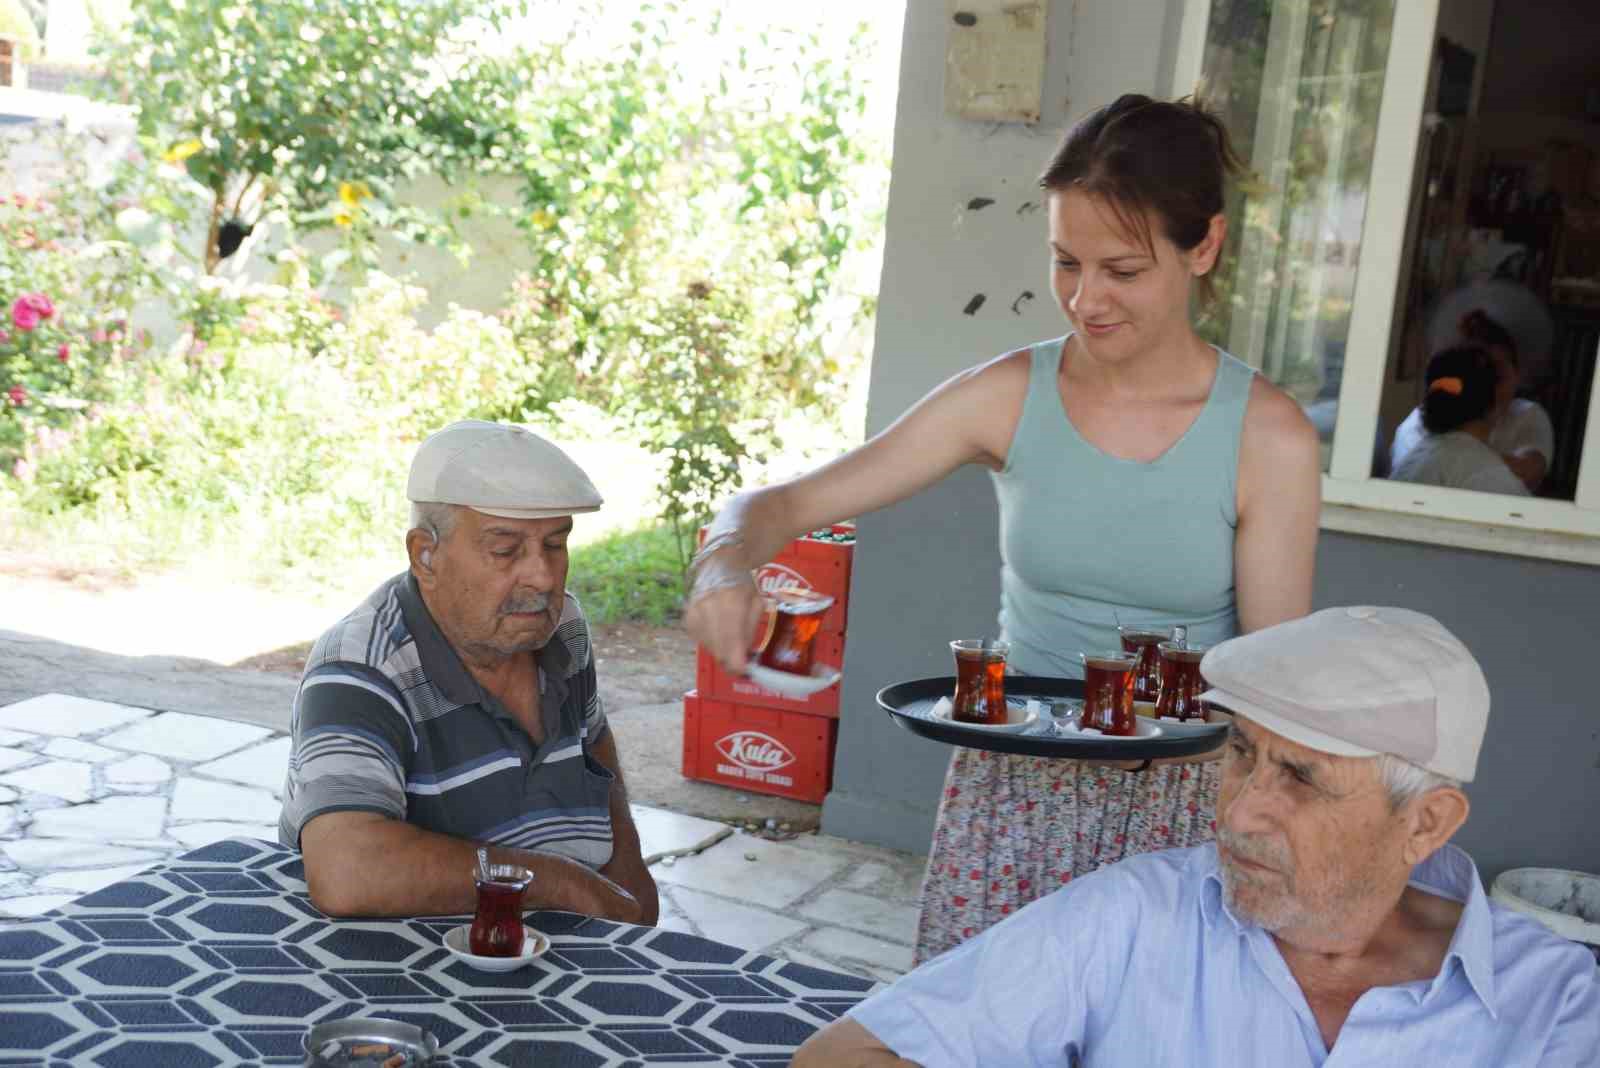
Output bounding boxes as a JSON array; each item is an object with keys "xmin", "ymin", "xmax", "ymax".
[{"xmin": 1175, "ymin": 0, "xmax": 1600, "ymax": 563}]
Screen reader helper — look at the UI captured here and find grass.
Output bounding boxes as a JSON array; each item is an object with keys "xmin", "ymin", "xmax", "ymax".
[{"xmin": 567, "ymin": 522, "xmax": 687, "ymax": 626}]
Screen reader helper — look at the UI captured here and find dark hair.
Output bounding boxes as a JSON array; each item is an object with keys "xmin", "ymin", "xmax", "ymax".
[
  {"xmin": 1038, "ymin": 93, "xmax": 1244, "ymax": 302},
  {"xmin": 1458, "ymin": 308, "xmax": 1518, "ymax": 367},
  {"xmin": 1420, "ymin": 345, "xmax": 1498, "ymax": 434}
]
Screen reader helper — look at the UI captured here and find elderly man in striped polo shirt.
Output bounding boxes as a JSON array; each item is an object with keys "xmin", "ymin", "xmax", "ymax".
[{"xmin": 278, "ymin": 421, "xmax": 657, "ymax": 924}]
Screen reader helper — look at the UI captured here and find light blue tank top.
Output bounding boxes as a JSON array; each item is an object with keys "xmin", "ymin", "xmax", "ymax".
[{"xmin": 991, "ymin": 335, "xmax": 1256, "ymax": 678}]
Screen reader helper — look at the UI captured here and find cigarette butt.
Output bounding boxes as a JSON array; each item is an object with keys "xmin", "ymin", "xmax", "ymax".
[
  {"xmin": 383, "ymin": 1055, "xmax": 407, "ymax": 1068},
  {"xmin": 318, "ymin": 1040, "xmax": 342, "ymax": 1058},
  {"xmin": 349, "ymin": 1044, "xmax": 391, "ymax": 1056}
]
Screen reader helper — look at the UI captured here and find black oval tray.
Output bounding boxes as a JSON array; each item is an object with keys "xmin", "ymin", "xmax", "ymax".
[{"xmin": 877, "ymin": 675, "xmax": 1228, "ymax": 759}]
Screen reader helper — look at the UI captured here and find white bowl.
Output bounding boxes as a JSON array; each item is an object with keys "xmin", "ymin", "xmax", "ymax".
[
  {"xmin": 1490, "ymin": 868, "xmax": 1600, "ymax": 946},
  {"xmin": 442, "ymin": 923, "xmax": 550, "ymax": 972}
]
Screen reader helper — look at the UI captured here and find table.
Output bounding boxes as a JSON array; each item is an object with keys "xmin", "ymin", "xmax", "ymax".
[{"xmin": 0, "ymin": 838, "xmax": 874, "ymax": 1066}]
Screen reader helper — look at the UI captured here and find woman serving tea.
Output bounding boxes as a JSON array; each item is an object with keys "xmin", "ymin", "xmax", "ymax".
[{"xmin": 687, "ymin": 95, "xmax": 1320, "ymax": 963}]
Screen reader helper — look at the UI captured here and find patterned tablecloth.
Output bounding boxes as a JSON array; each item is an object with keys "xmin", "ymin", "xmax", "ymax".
[{"xmin": 0, "ymin": 838, "xmax": 874, "ymax": 1066}]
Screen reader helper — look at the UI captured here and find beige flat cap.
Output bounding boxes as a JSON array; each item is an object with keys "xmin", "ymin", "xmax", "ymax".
[
  {"xmin": 1200, "ymin": 606, "xmax": 1489, "ymax": 782},
  {"xmin": 407, "ymin": 420, "xmax": 602, "ymax": 519}
]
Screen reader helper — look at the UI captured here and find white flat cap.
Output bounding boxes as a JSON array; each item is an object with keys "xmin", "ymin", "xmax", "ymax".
[
  {"xmin": 1200, "ymin": 606, "xmax": 1489, "ymax": 782},
  {"xmin": 407, "ymin": 420, "xmax": 602, "ymax": 519}
]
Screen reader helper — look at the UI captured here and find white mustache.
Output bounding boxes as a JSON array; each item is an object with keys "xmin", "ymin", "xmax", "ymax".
[
  {"xmin": 500, "ymin": 594, "xmax": 551, "ymax": 615},
  {"xmin": 1217, "ymin": 828, "xmax": 1286, "ymax": 870}
]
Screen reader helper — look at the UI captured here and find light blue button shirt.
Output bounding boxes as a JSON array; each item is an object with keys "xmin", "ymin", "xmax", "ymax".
[{"xmin": 851, "ymin": 844, "xmax": 1599, "ymax": 1066}]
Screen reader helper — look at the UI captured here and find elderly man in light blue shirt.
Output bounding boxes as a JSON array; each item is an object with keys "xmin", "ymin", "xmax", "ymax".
[{"xmin": 795, "ymin": 607, "xmax": 1600, "ymax": 1067}]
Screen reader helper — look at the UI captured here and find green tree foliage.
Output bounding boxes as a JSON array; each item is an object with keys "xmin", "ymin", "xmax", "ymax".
[
  {"xmin": 501, "ymin": 3, "xmax": 880, "ymax": 555},
  {"xmin": 5, "ymin": 1, "xmax": 884, "ymax": 599},
  {"xmin": 95, "ymin": 0, "xmax": 527, "ymax": 271}
]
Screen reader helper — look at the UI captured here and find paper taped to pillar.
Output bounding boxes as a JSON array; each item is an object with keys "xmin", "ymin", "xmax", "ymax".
[{"xmin": 944, "ymin": 1, "xmax": 1048, "ymax": 124}]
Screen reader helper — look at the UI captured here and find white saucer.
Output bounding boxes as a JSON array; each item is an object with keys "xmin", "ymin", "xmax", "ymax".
[
  {"xmin": 1054, "ymin": 717, "xmax": 1164, "ymax": 740},
  {"xmin": 1140, "ymin": 713, "xmax": 1227, "ymax": 738},
  {"xmin": 443, "ymin": 924, "xmax": 549, "ymax": 972},
  {"xmin": 746, "ymin": 663, "xmax": 842, "ymax": 698},
  {"xmin": 929, "ymin": 696, "xmax": 1039, "ymax": 734}
]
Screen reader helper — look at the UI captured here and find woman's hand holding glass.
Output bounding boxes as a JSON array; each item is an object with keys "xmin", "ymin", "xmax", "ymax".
[{"xmin": 685, "ymin": 535, "xmax": 766, "ymax": 675}]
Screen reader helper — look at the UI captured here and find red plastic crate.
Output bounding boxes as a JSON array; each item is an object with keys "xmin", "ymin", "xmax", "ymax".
[
  {"xmin": 696, "ymin": 631, "xmax": 845, "ymax": 718},
  {"xmin": 701, "ymin": 524, "xmax": 854, "ymax": 635},
  {"xmin": 681, "ymin": 690, "xmax": 837, "ymax": 803}
]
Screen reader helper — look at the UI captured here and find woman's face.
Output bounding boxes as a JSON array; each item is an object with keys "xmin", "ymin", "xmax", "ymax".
[{"xmin": 1046, "ymin": 188, "xmax": 1222, "ymax": 366}]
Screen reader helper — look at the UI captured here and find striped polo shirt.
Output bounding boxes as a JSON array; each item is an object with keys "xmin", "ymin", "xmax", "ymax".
[{"xmin": 277, "ymin": 572, "xmax": 614, "ymax": 870}]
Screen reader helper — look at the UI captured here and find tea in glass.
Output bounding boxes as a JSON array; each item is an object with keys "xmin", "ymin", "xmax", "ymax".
[
  {"xmin": 1080, "ymin": 651, "xmax": 1137, "ymax": 735},
  {"xmin": 1118, "ymin": 626, "xmax": 1171, "ymax": 706},
  {"xmin": 469, "ymin": 864, "xmax": 533, "ymax": 957},
  {"xmin": 950, "ymin": 640, "xmax": 1009, "ymax": 724},
  {"xmin": 1154, "ymin": 642, "xmax": 1209, "ymax": 721},
  {"xmin": 754, "ymin": 586, "xmax": 835, "ymax": 674}
]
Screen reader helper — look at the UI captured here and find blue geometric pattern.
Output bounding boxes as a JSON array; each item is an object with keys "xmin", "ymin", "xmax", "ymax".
[{"xmin": 0, "ymin": 838, "xmax": 872, "ymax": 1065}]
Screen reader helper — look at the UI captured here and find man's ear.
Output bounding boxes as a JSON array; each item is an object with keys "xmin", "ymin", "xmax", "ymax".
[
  {"xmin": 1401, "ymin": 786, "xmax": 1470, "ymax": 866},
  {"xmin": 405, "ymin": 529, "xmax": 437, "ymax": 587}
]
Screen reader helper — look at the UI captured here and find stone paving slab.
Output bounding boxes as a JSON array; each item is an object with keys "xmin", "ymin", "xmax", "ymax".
[
  {"xmin": 630, "ymin": 804, "xmax": 731, "ymax": 862},
  {"xmin": 170, "ymin": 777, "xmax": 280, "ymax": 824},
  {"xmin": 799, "ymin": 887, "xmax": 921, "ymax": 945},
  {"xmin": 0, "ymin": 693, "xmax": 153, "ymax": 737},
  {"xmin": 653, "ymin": 829, "xmax": 854, "ymax": 910},
  {"xmin": 169, "ymin": 821, "xmax": 282, "ymax": 849},
  {"xmin": 41, "ymin": 738, "xmax": 120, "ymax": 763},
  {"xmin": 99, "ymin": 710, "xmax": 274, "ymax": 763},
  {"xmin": 0, "ymin": 759, "xmax": 95, "ymax": 803},
  {"xmin": 192, "ymin": 736, "xmax": 293, "ymax": 794},
  {"xmin": 663, "ymin": 883, "xmax": 812, "ymax": 952}
]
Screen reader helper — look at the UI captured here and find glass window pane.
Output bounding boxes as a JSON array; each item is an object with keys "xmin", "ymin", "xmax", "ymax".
[{"xmin": 1198, "ymin": 0, "xmax": 1398, "ymax": 473}]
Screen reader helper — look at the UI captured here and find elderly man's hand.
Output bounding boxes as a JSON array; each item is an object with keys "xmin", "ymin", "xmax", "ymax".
[
  {"xmin": 540, "ymin": 852, "xmax": 644, "ymax": 923},
  {"xmin": 301, "ymin": 812, "xmax": 647, "ymax": 922}
]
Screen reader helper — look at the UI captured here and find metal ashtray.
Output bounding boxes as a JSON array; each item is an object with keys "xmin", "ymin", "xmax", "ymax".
[{"xmin": 304, "ymin": 1018, "xmax": 439, "ymax": 1066}]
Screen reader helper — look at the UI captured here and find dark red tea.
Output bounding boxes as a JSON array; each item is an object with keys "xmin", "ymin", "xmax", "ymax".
[
  {"xmin": 951, "ymin": 641, "xmax": 1008, "ymax": 724},
  {"xmin": 1080, "ymin": 653, "xmax": 1137, "ymax": 736},
  {"xmin": 1154, "ymin": 643, "xmax": 1209, "ymax": 721},
  {"xmin": 1118, "ymin": 629, "xmax": 1168, "ymax": 704},
  {"xmin": 755, "ymin": 587, "xmax": 833, "ymax": 674},
  {"xmin": 469, "ymin": 869, "xmax": 531, "ymax": 957}
]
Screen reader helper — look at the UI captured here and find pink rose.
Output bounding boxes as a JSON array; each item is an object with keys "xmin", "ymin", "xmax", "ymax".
[
  {"xmin": 10, "ymin": 457, "xmax": 34, "ymax": 482},
  {"xmin": 6, "ymin": 384, "xmax": 26, "ymax": 406},
  {"xmin": 92, "ymin": 328, "xmax": 108, "ymax": 343},
  {"xmin": 57, "ymin": 343, "xmax": 69, "ymax": 362},
  {"xmin": 11, "ymin": 293, "xmax": 55, "ymax": 332}
]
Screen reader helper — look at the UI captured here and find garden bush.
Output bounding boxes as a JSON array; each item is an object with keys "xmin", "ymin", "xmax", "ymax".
[{"xmin": 2, "ymin": 1, "xmax": 887, "ymax": 618}]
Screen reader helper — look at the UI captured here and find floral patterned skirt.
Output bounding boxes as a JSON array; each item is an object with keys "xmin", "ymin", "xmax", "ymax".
[{"xmin": 913, "ymin": 747, "xmax": 1220, "ymax": 965}]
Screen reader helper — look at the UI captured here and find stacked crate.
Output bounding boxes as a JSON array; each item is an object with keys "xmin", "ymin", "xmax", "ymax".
[{"xmin": 682, "ymin": 525, "xmax": 854, "ymax": 803}]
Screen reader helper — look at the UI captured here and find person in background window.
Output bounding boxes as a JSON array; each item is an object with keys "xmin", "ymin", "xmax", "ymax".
[
  {"xmin": 1390, "ymin": 346, "xmax": 1529, "ymax": 496},
  {"xmin": 1390, "ymin": 310, "xmax": 1552, "ymax": 492}
]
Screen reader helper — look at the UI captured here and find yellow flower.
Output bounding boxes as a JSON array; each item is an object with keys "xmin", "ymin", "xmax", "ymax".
[
  {"xmin": 333, "ymin": 211, "xmax": 355, "ymax": 229},
  {"xmin": 161, "ymin": 139, "xmax": 204, "ymax": 164},
  {"xmin": 338, "ymin": 181, "xmax": 372, "ymax": 206},
  {"xmin": 529, "ymin": 208, "xmax": 555, "ymax": 229}
]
